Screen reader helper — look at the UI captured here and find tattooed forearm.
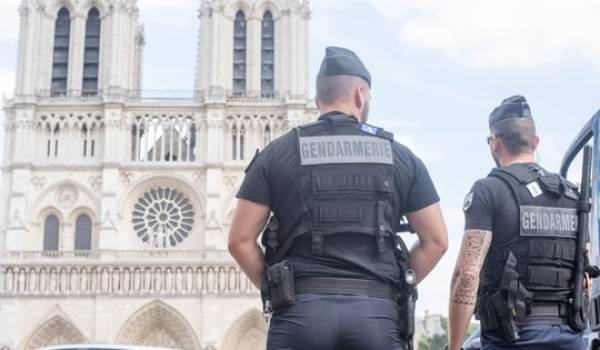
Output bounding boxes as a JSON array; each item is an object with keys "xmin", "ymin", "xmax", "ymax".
[{"xmin": 450, "ymin": 229, "xmax": 492, "ymax": 305}]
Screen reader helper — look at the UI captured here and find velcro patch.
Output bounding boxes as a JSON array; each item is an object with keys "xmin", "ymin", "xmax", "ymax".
[
  {"xmin": 520, "ymin": 205, "xmax": 578, "ymax": 239},
  {"xmin": 299, "ymin": 135, "xmax": 393, "ymax": 165}
]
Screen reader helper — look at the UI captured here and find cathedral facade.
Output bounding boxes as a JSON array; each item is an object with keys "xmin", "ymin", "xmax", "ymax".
[{"xmin": 0, "ymin": 0, "xmax": 315, "ymax": 349}]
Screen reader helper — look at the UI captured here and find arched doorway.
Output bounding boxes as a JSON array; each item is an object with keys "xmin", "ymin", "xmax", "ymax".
[
  {"xmin": 115, "ymin": 300, "xmax": 200, "ymax": 350},
  {"xmin": 23, "ymin": 315, "xmax": 87, "ymax": 350},
  {"xmin": 221, "ymin": 309, "xmax": 267, "ymax": 350}
]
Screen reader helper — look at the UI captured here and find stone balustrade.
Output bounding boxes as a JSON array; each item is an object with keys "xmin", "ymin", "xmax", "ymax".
[{"xmin": 0, "ymin": 250, "xmax": 258, "ymax": 297}]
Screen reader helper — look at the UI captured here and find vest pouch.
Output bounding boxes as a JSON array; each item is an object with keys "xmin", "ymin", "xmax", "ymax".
[
  {"xmin": 266, "ymin": 261, "xmax": 295, "ymax": 309},
  {"xmin": 311, "ymin": 170, "xmax": 393, "ymax": 194}
]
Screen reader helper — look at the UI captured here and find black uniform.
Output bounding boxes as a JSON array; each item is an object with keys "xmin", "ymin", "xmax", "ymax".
[
  {"xmin": 464, "ymin": 95, "xmax": 587, "ymax": 350},
  {"xmin": 237, "ymin": 112, "xmax": 439, "ymax": 350}
]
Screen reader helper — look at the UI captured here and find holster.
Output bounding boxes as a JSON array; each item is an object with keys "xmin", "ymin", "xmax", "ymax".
[
  {"xmin": 490, "ymin": 291, "xmax": 520, "ymax": 343},
  {"xmin": 398, "ymin": 287, "xmax": 417, "ymax": 350},
  {"xmin": 265, "ymin": 261, "xmax": 295, "ymax": 310}
]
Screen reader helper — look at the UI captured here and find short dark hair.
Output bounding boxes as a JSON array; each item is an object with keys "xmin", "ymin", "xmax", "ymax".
[
  {"xmin": 316, "ymin": 75, "xmax": 366, "ymax": 104},
  {"xmin": 491, "ymin": 118, "xmax": 537, "ymax": 155}
]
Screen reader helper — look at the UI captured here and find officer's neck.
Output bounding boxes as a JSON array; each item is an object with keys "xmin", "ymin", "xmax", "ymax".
[
  {"xmin": 499, "ymin": 152, "xmax": 536, "ymax": 168},
  {"xmin": 319, "ymin": 104, "xmax": 363, "ymax": 123}
]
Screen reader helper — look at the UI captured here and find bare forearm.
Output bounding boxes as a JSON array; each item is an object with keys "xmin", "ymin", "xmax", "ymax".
[
  {"xmin": 409, "ymin": 240, "xmax": 446, "ymax": 284},
  {"xmin": 447, "ymin": 229, "xmax": 492, "ymax": 350},
  {"xmin": 406, "ymin": 203, "xmax": 448, "ymax": 284},
  {"xmin": 448, "ymin": 301, "xmax": 476, "ymax": 350},
  {"xmin": 229, "ymin": 241, "xmax": 265, "ymax": 289},
  {"xmin": 448, "ymin": 269, "xmax": 479, "ymax": 350}
]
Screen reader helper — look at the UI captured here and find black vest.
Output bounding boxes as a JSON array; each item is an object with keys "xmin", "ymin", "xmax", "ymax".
[
  {"xmin": 262, "ymin": 114, "xmax": 400, "ymax": 265},
  {"xmin": 478, "ymin": 164, "xmax": 580, "ymax": 324}
]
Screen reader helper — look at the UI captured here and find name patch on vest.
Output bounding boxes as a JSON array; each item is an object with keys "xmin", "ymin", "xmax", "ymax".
[
  {"xmin": 299, "ymin": 135, "xmax": 393, "ymax": 165},
  {"xmin": 520, "ymin": 205, "xmax": 578, "ymax": 238}
]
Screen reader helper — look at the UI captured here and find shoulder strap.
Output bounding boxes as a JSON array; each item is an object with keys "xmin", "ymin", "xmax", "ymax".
[
  {"xmin": 359, "ymin": 123, "xmax": 394, "ymax": 141},
  {"xmin": 490, "ymin": 165, "xmax": 540, "ymax": 185}
]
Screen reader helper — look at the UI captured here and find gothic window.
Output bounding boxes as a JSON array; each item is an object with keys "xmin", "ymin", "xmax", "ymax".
[
  {"xmin": 132, "ymin": 187, "xmax": 195, "ymax": 248},
  {"xmin": 232, "ymin": 125, "xmax": 238, "ymax": 160},
  {"xmin": 43, "ymin": 215, "xmax": 60, "ymax": 251},
  {"xmin": 74, "ymin": 214, "xmax": 92, "ymax": 250},
  {"xmin": 263, "ymin": 125, "xmax": 271, "ymax": 146},
  {"xmin": 52, "ymin": 124, "xmax": 60, "ymax": 157},
  {"xmin": 83, "ymin": 8, "xmax": 101, "ymax": 96},
  {"xmin": 233, "ymin": 11, "xmax": 247, "ymax": 96},
  {"xmin": 261, "ymin": 11, "xmax": 275, "ymax": 97},
  {"xmin": 239, "ymin": 126, "xmax": 245, "ymax": 160},
  {"xmin": 51, "ymin": 8, "xmax": 71, "ymax": 96}
]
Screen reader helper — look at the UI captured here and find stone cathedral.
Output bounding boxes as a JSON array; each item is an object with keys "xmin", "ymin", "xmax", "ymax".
[{"xmin": 0, "ymin": 0, "xmax": 315, "ymax": 349}]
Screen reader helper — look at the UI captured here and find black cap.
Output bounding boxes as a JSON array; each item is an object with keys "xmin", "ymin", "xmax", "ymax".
[
  {"xmin": 317, "ymin": 46, "xmax": 372, "ymax": 87},
  {"xmin": 489, "ymin": 95, "xmax": 533, "ymax": 127}
]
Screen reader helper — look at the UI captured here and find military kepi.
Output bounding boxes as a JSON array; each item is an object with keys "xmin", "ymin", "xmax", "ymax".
[
  {"xmin": 317, "ymin": 46, "xmax": 372, "ymax": 87},
  {"xmin": 489, "ymin": 95, "xmax": 533, "ymax": 127}
]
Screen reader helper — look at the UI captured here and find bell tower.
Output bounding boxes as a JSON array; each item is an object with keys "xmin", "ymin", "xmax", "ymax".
[
  {"xmin": 195, "ymin": 0, "xmax": 310, "ymax": 99},
  {"xmin": 14, "ymin": 0, "xmax": 144, "ymax": 97}
]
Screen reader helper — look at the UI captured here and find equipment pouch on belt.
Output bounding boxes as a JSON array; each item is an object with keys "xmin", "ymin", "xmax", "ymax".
[{"xmin": 266, "ymin": 261, "xmax": 296, "ymax": 309}]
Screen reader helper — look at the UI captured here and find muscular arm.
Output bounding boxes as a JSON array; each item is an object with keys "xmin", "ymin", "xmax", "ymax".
[
  {"xmin": 406, "ymin": 202, "xmax": 448, "ymax": 284},
  {"xmin": 448, "ymin": 229, "xmax": 492, "ymax": 350},
  {"xmin": 228, "ymin": 199, "xmax": 271, "ymax": 288}
]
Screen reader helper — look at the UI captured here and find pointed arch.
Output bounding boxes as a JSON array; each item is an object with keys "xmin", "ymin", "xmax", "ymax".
[
  {"xmin": 51, "ymin": 7, "xmax": 71, "ymax": 96},
  {"xmin": 115, "ymin": 300, "xmax": 200, "ymax": 350},
  {"xmin": 233, "ymin": 10, "xmax": 247, "ymax": 96},
  {"xmin": 82, "ymin": 7, "xmax": 101, "ymax": 96},
  {"xmin": 261, "ymin": 10, "xmax": 275, "ymax": 97},
  {"xmin": 23, "ymin": 314, "xmax": 87, "ymax": 350},
  {"xmin": 221, "ymin": 309, "xmax": 267, "ymax": 350},
  {"xmin": 43, "ymin": 214, "xmax": 60, "ymax": 251}
]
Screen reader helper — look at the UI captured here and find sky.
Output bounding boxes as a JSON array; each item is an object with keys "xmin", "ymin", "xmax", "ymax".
[{"xmin": 2, "ymin": 0, "xmax": 600, "ymax": 317}]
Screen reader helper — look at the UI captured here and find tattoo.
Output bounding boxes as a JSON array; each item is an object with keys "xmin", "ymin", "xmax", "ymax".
[{"xmin": 450, "ymin": 229, "xmax": 492, "ymax": 305}]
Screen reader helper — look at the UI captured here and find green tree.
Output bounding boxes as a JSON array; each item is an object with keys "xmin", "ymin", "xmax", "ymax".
[
  {"xmin": 417, "ymin": 317, "xmax": 479, "ymax": 350},
  {"xmin": 418, "ymin": 317, "xmax": 448, "ymax": 350}
]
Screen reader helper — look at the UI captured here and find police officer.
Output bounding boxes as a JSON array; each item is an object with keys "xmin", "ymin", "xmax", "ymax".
[
  {"xmin": 228, "ymin": 47, "xmax": 448, "ymax": 350},
  {"xmin": 447, "ymin": 96, "xmax": 588, "ymax": 350}
]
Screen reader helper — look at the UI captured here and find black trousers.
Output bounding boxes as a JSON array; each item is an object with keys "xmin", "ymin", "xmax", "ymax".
[
  {"xmin": 481, "ymin": 325, "xmax": 586, "ymax": 350},
  {"xmin": 267, "ymin": 293, "xmax": 407, "ymax": 350}
]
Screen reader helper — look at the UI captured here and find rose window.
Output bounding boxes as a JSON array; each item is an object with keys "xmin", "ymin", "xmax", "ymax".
[{"xmin": 132, "ymin": 187, "xmax": 195, "ymax": 248}]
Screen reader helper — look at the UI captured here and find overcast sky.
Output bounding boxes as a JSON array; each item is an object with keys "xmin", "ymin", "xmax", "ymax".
[{"xmin": 2, "ymin": 0, "xmax": 600, "ymax": 317}]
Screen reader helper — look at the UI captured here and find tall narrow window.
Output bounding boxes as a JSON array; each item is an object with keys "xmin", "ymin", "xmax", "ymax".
[
  {"xmin": 51, "ymin": 8, "xmax": 71, "ymax": 96},
  {"xmin": 232, "ymin": 125, "xmax": 238, "ymax": 160},
  {"xmin": 239, "ymin": 126, "xmax": 245, "ymax": 160},
  {"xmin": 233, "ymin": 11, "xmax": 247, "ymax": 96},
  {"xmin": 75, "ymin": 214, "xmax": 92, "ymax": 250},
  {"xmin": 261, "ymin": 11, "xmax": 275, "ymax": 97},
  {"xmin": 43, "ymin": 215, "xmax": 60, "ymax": 251},
  {"xmin": 83, "ymin": 8, "xmax": 101, "ymax": 96},
  {"xmin": 263, "ymin": 125, "xmax": 271, "ymax": 146}
]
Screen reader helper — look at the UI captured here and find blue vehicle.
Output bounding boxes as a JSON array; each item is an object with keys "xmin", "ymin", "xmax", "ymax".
[
  {"xmin": 560, "ymin": 110, "xmax": 600, "ymax": 350},
  {"xmin": 461, "ymin": 329, "xmax": 481, "ymax": 350}
]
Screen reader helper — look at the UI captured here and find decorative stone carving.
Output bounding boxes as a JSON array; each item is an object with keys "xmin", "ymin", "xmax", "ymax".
[
  {"xmin": 132, "ymin": 187, "xmax": 195, "ymax": 248},
  {"xmin": 31, "ymin": 176, "xmax": 47, "ymax": 191},
  {"xmin": 120, "ymin": 171, "xmax": 134, "ymax": 185},
  {"xmin": 224, "ymin": 176, "xmax": 238, "ymax": 190},
  {"xmin": 192, "ymin": 172, "xmax": 205, "ymax": 188},
  {"xmin": 54, "ymin": 185, "xmax": 79, "ymax": 209},
  {"xmin": 89, "ymin": 176, "xmax": 102, "ymax": 191}
]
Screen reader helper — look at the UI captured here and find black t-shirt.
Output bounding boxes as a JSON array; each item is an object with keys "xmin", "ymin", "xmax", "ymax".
[
  {"xmin": 463, "ymin": 163, "xmax": 540, "ymax": 245},
  {"xmin": 237, "ymin": 113, "xmax": 440, "ymax": 284}
]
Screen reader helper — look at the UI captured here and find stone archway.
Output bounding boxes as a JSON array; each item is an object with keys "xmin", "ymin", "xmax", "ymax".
[
  {"xmin": 23, "ymin": 315, "xmax": 88, "ymax": 350},
  {"xmin": 221, "ymin": 309, "xmax": 267, "ymax": 350},
  {"xmin": 115, "ymin": 300, "xmax": 200, "ymax": 350}
]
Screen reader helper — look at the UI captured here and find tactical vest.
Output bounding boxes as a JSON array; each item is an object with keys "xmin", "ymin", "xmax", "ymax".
[
  {"xmin": 262, "ymin": 115, "xmax": 400, "ymax": 265},
  {"xmin": 477, "ymin": 164, "xmax": 583, "ymax": 333}
]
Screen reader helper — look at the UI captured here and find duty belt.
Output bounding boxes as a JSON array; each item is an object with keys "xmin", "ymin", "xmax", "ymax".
[
  {"xmin": 295, "ymin": 277, "xmax": 398, "ymax": 300},
  {"xmin": 482, "ymin": 300, "xmax": 570, "ymax": 332}
]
